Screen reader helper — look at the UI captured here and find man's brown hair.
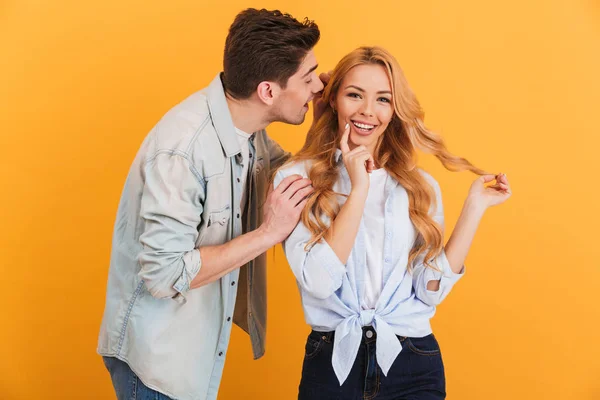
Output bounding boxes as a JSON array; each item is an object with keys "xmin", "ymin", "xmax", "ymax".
[{"xmin": 223, "ymin": 8, "xmax": 320, "ymax": 99}]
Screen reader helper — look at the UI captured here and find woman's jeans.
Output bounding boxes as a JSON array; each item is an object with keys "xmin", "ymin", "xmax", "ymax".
[{"xmin": 298, "ymin": 327, "xmax": 446, "ymax": 400}]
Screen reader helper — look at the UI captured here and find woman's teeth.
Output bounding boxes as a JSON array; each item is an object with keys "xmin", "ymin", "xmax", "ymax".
[{"xmin": 352, "ymin": 121, "xmax": 375, "ymax": 131}]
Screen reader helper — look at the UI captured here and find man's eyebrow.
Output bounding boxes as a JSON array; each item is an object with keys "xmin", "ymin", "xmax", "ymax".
[{"xmin": 302, "ymin": 64, "xmax": 318, "ymax": 78}]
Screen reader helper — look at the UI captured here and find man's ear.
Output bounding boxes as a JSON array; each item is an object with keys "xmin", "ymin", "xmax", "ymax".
[{"xmin": 256, "ymin": 81, "xmax": 280, "ymax": 106}]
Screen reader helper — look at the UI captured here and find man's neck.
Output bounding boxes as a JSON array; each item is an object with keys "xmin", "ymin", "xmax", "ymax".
[{"xmin": 225, "ymin": 93, "xmax": 269, "ymax": 134}]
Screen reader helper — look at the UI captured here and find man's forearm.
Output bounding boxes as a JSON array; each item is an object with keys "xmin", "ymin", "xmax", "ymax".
[{"xmin": 190, "ymin": 227, "xmax": 277, "ymax": 288}]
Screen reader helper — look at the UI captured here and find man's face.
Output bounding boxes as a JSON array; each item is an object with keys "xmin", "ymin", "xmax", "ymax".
[{"xmin": 271, "ymin": 50, "xmax": 324, "ymax": 125}]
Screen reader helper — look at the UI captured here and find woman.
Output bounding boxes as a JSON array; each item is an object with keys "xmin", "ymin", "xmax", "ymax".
[{"xmin": 273, "ymin": 46, "xmax": 511, "ymax": 399}]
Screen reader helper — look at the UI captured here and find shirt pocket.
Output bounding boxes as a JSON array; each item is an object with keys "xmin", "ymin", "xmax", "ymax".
[
  {"xmin": 207, "ymin": 205, "xmax": 231, "ymax": 228},
  {"xmin": 197, "ymin": 204, "xmax": 232, "ymax": 246}
]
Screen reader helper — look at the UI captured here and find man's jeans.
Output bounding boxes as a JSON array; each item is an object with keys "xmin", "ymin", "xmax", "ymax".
[{"xmin": 103, "ymin": 357, "xmax": 174, "ymax": 400}]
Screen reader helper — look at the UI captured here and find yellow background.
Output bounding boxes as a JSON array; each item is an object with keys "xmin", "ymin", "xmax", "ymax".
[{"xmin": 1, "ymin": 0, "xmax": 599, "ymax": 399}]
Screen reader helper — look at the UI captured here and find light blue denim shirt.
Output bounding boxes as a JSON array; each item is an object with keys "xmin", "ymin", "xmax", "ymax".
[
  {"xmin": 274, "ymin": 152, "xmax": 465, "ymax": 385},
  {"xmin": 98, "ymin": 74, "xmax": 290, "ymax": 400}
]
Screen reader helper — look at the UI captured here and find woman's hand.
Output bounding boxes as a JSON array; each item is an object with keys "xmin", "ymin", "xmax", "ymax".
[
  {"xmin": 340, "ymin": 122, "xmax": 375, "ymax": 194},
  {"xmin": 466, "ymin": 173, "xmax": 512, "ymax": 210}
]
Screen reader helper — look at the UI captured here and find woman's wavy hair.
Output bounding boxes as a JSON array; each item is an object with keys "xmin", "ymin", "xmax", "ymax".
[{"xmin": 285, "ymin": 46, "xmax": 486, "ymax": 270}]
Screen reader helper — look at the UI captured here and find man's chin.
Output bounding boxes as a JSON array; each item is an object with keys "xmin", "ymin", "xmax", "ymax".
[
  {"xmin": 270, "ymin": 108, "xmax": 308, "ymax": 126},
  {"xmin": 294, "ymin": 114, "xmax": 307, "ymax": 125},
  {"xmin": 279, "ymin": 115, "xmax": 306, "ymax": 126}
]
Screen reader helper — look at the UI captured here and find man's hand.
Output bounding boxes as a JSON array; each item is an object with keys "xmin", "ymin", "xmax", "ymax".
[
  {"xmin": 260, "ymin": 174, "xmax": 314, "ymax": 243},
  {"xmin": 312, "ymin": 70, "xmax": 333, "ymax": 124}
]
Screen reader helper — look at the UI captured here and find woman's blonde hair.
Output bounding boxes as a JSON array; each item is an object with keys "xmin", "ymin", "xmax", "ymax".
[{"xmin": 286, "ymin": 46, "xmax": 486, "ymax": 270}]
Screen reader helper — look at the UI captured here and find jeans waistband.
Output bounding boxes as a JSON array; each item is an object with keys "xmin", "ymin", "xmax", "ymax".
[{"xmin": 313, "ymin": 326, "xmax": 386, "ymax": 344}]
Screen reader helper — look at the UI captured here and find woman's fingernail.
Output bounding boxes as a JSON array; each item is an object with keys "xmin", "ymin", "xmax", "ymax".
[{"xmin": 345, "ymin": 123, "xmax": 349, "ymax": 130}]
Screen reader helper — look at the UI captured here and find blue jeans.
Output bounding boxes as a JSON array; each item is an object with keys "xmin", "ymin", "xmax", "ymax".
[
  {"xmin": 298, "ymin": 327, "xmax": 446, "ymax": 400},
  {"xmin": 103, "ymin": 356, "xmax": 174, "ymax": 400}
]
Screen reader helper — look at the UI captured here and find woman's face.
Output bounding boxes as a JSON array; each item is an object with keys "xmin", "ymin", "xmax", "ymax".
[{"xmin": 333, "ymin": 63, "xmax": 395, "ymax": 154}]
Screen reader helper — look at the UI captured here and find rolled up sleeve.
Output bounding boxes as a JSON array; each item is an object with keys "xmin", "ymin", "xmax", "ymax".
[
  {"xmin": 412, "ymin": 173, "xmax": 465, "ymax": 306},
  {"xmin": 274, "ymin": 170, "xmax": 347, "ymax": 299},
  {"xmin": 412, "ymin": 249, "xmax": 464, "ymax": 306},
  {"xmin": 138, "ymin": 152, "xmax": 205, "ymax": 302}
]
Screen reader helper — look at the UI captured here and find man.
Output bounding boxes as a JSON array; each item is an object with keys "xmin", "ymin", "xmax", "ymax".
[{"xmin": 98, "ymin": 8, "xmax": 325, "ymax": 400}]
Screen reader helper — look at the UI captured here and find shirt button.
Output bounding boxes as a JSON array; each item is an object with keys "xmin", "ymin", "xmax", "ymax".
[
  {"xmin": 227, "ymin": 317, "xmax": 231, "ymax": 322},
  {"xmin": 366, "ymin": 330, "xmax": 374, "ymax": 339},
  {"xmin": 237, "ymin": 178, "xmax": 240, "ymax": 183},
  {"xmin": 236, "ymin": 213, "xmax": 240, "ymax": 218},
  {"xmin": 219, "ymin": 352, "xmax": 223, "ymax": 356},
  {"xmin": 231, "ymin": 281, "xmax": 236, "ymax": 286},
  {"xmin": 384, "ymin": 258, "xmax": 390, "ymax": 263}
]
